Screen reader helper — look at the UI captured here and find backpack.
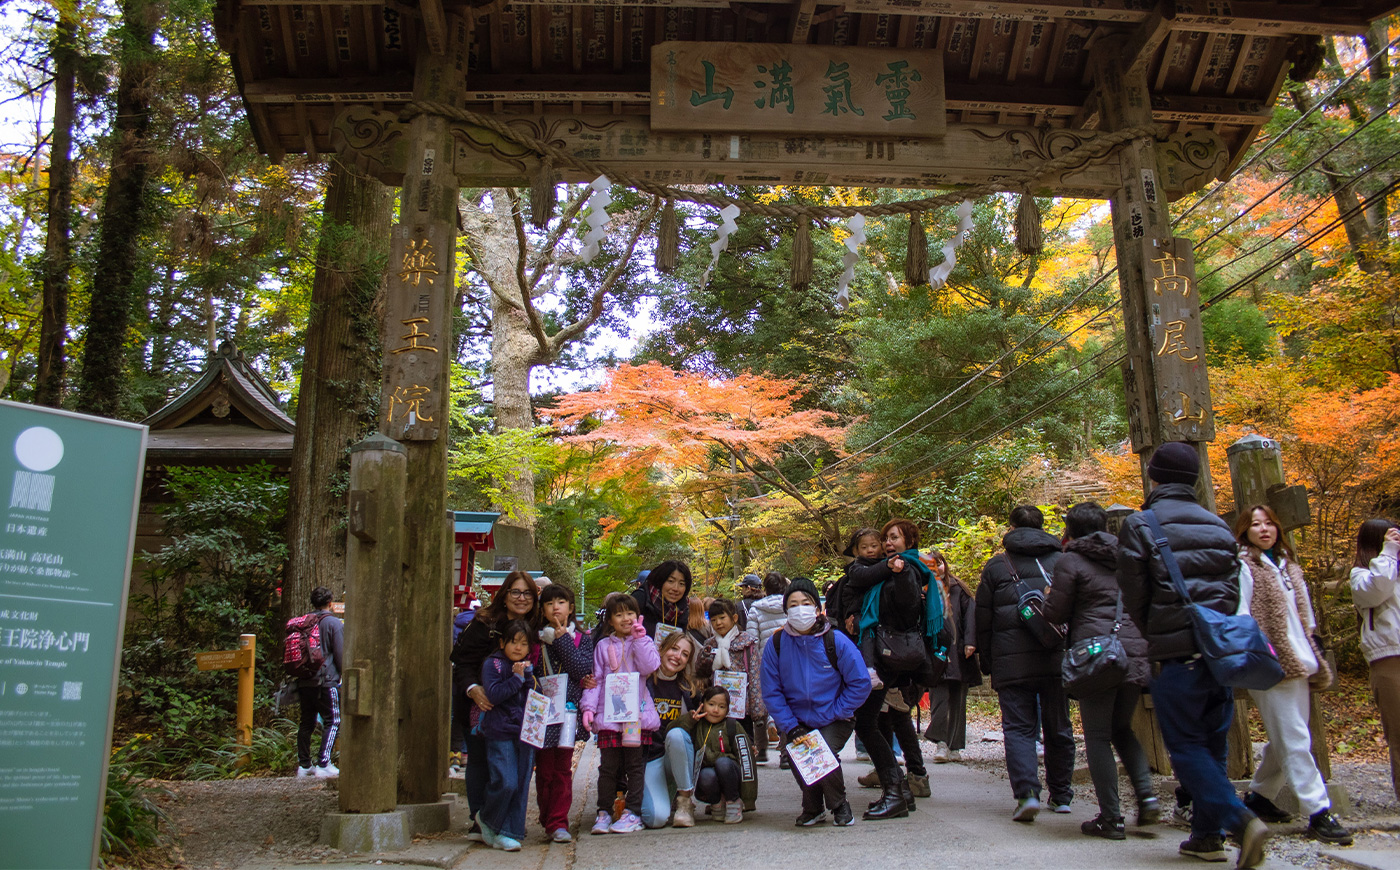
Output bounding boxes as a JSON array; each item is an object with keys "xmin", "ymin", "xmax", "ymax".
[
  {"xmin": 283, "ymin": 611, "xmax": 329, "ymax": 679},
  {"xmin": 771, "ymin": 628, "xmax": 840, "ymax": 672}
]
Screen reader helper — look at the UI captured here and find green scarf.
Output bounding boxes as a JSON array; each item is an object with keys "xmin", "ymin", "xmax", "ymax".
[{"xmin": 857, "ymin": 549, "xmax": 945, "ymax": 646}]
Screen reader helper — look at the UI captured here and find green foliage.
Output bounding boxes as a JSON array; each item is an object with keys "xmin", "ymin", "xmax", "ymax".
[
  {"xmin": 100, "ymin": 741, "xmax": 168, "ymax": 863},
  {"xmin": 904, "ymin": 433, "xmax": 1052, "ymax": 533},
  {"xmin": 1202, "ymin": 296, "xmax": 1275, "ymax": 364},
  {"xmin": 932, "ymin": 504, "xmax": 1063, "ymax": 586}
]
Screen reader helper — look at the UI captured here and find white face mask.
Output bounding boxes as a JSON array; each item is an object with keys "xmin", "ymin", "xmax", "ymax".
[{"xmin": 787, "ymin": 604, "xmax": 817, "ymax": 632}]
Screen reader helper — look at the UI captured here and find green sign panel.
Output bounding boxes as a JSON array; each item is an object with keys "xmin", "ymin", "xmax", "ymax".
[{"xmin": 0, "ymin": 401, "xmax": 146, "ymax": 870}]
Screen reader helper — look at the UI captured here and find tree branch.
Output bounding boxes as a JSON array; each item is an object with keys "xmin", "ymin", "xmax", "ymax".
[{"xmin": 503, "ymin": 189, "xmax": 553, "ymax": 355}]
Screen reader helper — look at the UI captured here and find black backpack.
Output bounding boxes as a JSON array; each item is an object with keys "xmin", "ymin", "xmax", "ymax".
[{"xmin": 771, "ymin": 628, "xmax": 841, "ymax": 672}]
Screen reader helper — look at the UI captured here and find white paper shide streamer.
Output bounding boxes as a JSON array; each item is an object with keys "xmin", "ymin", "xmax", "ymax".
[
  {"xmin": 579, "ymin": 175, "xmax": 613, "ymax": 264},
  {"xmin": 700, "ymin": 204, "xmax": 742, "ymax": 286},
  {"xmin": 927, "ymin": 199, "xmax": 975, "ymax": 289},
  {"xmin": 833, "ymin": 213, "xmax": 866, "ymax": 309}
]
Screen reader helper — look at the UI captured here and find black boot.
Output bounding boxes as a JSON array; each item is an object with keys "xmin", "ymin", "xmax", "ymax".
[{"xmin": 862, "ymin": 768, "xmax": 909, "ymax": 820}]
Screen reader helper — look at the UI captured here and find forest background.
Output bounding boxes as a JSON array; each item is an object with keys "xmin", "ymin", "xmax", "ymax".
[{"xmin": 3, "ymin": 0, "xmax": 1400, "ymax": 854}]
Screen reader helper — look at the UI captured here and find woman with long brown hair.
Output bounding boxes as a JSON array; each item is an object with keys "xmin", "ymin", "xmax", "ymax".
[{"xmin": 924, "ymin": 548, "xmax": 980, "ymax": 764}]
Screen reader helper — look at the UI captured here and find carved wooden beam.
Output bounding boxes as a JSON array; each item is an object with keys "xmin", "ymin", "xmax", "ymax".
[
  {"xmin": 788, "ymin": 0, "xmax": 817, "ymax": 44},
  {"xmin": 1119, "ymin": 4, "xmax": 1174, "ymax": 81},
  {"xmin": 330, "ymin": 105, "xmax": 1227, "ymax": 200},
  {"xmin": 419, "ymin": 0, "xmax": 447, "ymax": 54}
]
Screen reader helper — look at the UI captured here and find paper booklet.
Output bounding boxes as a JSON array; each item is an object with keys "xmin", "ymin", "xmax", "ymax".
[
  {"xmin": 715, "ymin": 669, "xmax": 748, "ymax": 718},
  {"xmin": 787, "ymin": 731, "xmax": 840, "ymax": 786},
  {"xmin": 520, "ymin": 689, "xmax": 551, "ymax": 748},
  {"xmin": 602, "ymin": 672, "xmax": 641, "ymax": 724},
  {"xmin": 538, "ymin": 673, "xmax": 569, "ymax": 725}
]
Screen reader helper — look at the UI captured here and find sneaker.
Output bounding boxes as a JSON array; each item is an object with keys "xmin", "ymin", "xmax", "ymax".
[
  {"xmin": 795, "ymin": 809, "xmax": 827, "ymax": 827},
  {"xmin": 1236, "ymin": 817, "xmax": 1269, "ymax": 869},
  {"xmin": 1307, "ymin": 809, "xmax": 1353, "ymax": 846},
  {"xmin": 724, "ymin": 803, "xmax": 743, "ymax": 824},
  {"xmin": 857, "ymin": 769, "xmax": 881, "ymax": 788},
  {"xmin": 590, "ymin": 811, "xmax": 612, "ymax": 835},
  {"xmin": 948, "ymin": 749, "xmax": 962, "ymax": 762},
  {"xmin": 832, "ymin": 801, "xmax": 856, "ymax": 826},
  {"xmin": 313, "ymin": 762, "xmax": 339, "ymax": 778},
  {"xmin": 610, "ymin": 811, "xmax": 643, "ymax": 834},
  {"xmin": 1243, "ymin": 791, "xmax": 1292, "ymax": 824},
  {"xmin": 908, "ymin": 772, "xmax": 931, "ymax": 798},
  {"xmin": 494, "ymin": 835, "xmax": 522, "ymax": 852},
  {"xmin": 708, "ymin": 802, "xmax": 724, "ymax": 822},
  {"xmin": 1012, "ymin": 796, "xmax": 1041, "ymax": 822},
  {"xmin": 551, "ymin": 828, "xmax": 573, "ymax": 843},
  {"xmin": 868, "ymin": 668, "xmax": 884, "ymax": 691},
  {"xmin": 1082, "ymin": 814, "xmax": 1126, "ymax": 840},
  {"xmin": 477, "ymin": 816, "xmax": 500, "ymax": 849},
  {"xmin": 1179, "ymin": 833, "xmax": 1228, "ymax": 862},
  {"xmin": 1137, "ymin": 797, "xmax": 1162, "ymax": 827},
  {"xmin": 1036, "ymin": 741, "xmax": 1045, "ymax": 758},
  {"xmin": 932, "ymin": 742, "xmax": 949, "ymax": 764},
  {"xmin": 465, "ymin": 821, "xmax": 484, "ymax": 843},
  {"xmin": 779, "ymin": 755, "xmax": 791, "ymax": 770},
  {"xmin": 1173, "ymin": 802, "xmax": 1194, "ymax": 827},
  {"xmin": 295, "ymin": 765, "xmax": 314, "ymax": 778},
  {"xmin": 1052, "ymin": 800, "xmax": 1073, "ymax": 814}
]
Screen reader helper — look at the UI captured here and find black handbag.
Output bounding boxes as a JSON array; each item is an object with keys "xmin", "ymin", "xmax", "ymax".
[
  {"xmin": 1003, "ymin": 554, "xmax": 1067, "ymax": 650},
  {"xmin": 874, "ymin": 623, "xmax": 932, "ymax": 676},
  {"xmin": 1140, "ymin": 510, "xmax": 1284, "ymax": 691},
  {"xmin": 1060, "ymin": 592, "xmax": 1128, "ymax": 698}
]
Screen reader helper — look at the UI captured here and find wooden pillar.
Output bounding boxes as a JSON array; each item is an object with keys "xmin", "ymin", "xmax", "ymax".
[
  {"xmin": 340, "ymin": 434, "xmax": 407, "ymax": 814},
  {"xmin": 383, "ymin": 14, "xmax": 467, "ymax": 806},
  {"xmin": 1093, "ymin": 34, "xmax": 1228, "ymax": 776}
]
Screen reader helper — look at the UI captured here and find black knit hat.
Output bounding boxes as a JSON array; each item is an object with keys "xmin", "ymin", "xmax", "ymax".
[
  {"xmin": 783, "ymin": 576, "xmax": 820, "ymax": 610},
  {"xmin": 1147, "ymin": 441, "xmax": 1200, "ymax": 485}
]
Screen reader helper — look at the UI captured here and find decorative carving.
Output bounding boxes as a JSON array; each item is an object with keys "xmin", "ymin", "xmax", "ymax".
[
  {"xmin": 448, "ymin": 116, "xmax": 628, "ymax": 175},
  {"xmin": 330, "ymin": 106, "xmax": 410, "ymax": 185},
  {"xmin": 1156, "ymin": 130, "xmax": 1228, "ymax": 201},
  {"xmin": 968, "ymin": 127, "xmax": 1110, "ymax": 191}
]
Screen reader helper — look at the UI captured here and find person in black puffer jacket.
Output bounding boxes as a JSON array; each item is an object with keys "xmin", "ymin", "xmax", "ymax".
[
  {"xmin": 1044, "ymin": 502, "xmax": 1156, "ymax": 840},
  {"xmin": 1115, "ymin": 442, "xmax": 1266, "ymax": 868},
  {"xmin": 975, "ymin": 504, "xmax": 1073, "ymax": 821}
]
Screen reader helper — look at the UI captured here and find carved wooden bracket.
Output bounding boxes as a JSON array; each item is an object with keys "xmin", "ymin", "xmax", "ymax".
[{"xmin": 330, "ymin": 106, "xmax": 411, "ymax": 186}]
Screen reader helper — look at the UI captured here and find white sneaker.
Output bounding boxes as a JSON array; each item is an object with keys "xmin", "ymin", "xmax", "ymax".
[
  {"xmin": 610, "ymin": 811, "xmax": 643, "ymax": 833},
  {"xmin": 867, "ymin": 668, "xmax": 884, "ymax": 691},
  {"xmin": 296, "ymin": 765, "xmax": 314, "ymax": 778},
  {"xmin": 551, "ymin": 828, "xmax": 573, "ymax": 843},
  {"xmin": 932, "ymin": 742, "xmax": 949, "ymax": 764},
  {"xmin": 590, "ymin": 811, "xmax": 612, "ymax": 835},
  {"xmin": 314, "ymin": 761, "xmax": 339, "ymax": 778},
  {"xmin": 948, "ymin": 749, "xmax": 962, "ymax": 762}
]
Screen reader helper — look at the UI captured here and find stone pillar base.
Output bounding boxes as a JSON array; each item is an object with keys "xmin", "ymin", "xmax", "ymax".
[
  {"xmin": 395, "ymin": 799, "xmax": 453, "ymax": 835},
  {"xmin": 320, "ymin": 811, "xmax": 410, "ymax": 853}
]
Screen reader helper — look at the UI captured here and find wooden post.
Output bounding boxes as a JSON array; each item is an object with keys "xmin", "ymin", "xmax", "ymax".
[
  {"xmin": 340, "ymin": 433, "xmax": 407, "ymax": 814},
  {"xmin": 237, "ymin": 634, "xmax": 255, "ymax": 747},
  {"xmin": 1225, "ymin": 434, "xmax": 1331, "ymax": 781},
  {"xmin": 385, "ymin": 14, "xmax": 467, "ymax": 807},
  {"xmin": 1093, "ymin": 34, "xmax": 1225, "ymax": 775}
]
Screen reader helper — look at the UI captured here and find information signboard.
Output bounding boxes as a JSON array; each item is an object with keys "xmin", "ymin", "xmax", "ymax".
[{"xmin": 0, "ymin": 401, "xmax": 146, "ymax": 870}]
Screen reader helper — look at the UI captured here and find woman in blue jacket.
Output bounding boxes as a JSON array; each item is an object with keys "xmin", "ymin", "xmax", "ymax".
[{"xmin": 761, "ymin": 577, "xmax": 872, "ymax": 828}]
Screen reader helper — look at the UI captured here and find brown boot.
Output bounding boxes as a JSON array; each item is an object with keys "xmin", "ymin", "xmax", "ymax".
[
  {"xmin": 858, "ymin": 769, "xmax": 881, "ymax": 788},
  {"xmin": 672, "ymin": 791, "xmax": 695, "ymax": 828}
]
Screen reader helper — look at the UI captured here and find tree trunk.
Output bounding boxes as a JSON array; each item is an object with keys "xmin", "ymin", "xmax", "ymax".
[
  {"xmin": 1288, "ymin": 88, "xmax": 1382, "ymax": 273},
  {"xmin": 283, "ymin": 158, "xmax": 391, "ymax": 621},
  {"xmin": 76, "ymin": 0, "xmax": 160, "ymax": 418},
  {"xmin": 35, "ymin": 2, "xmax": 78, "ymax": 408}
]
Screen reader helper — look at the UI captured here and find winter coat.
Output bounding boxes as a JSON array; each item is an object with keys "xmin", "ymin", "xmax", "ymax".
[
  {"xmin": 1116, "ymin": 483, "xmax": 1241, "ymax": 662},
  {"xmin": 1043, "ymin": 531, "xmax": 1150, "ymax": 688},
  {"xmin": 479, "ymin": 650, "xmax": 536, "ymax": 741},
  {"xmin": 975, "ymin": 527, "xmax": 1065, "ymax": 689},
  {"xmin": 833, "ymin": 557, "xmax": 883, "ymax": 631},
  {"xmin": 685, "ymin": 715, "xmax": 759, "ymax": 808},
  {"xmin": 1238, "ymin": 547, "xmax": 1333, "ymax": 687},
  {"xmin": 537, "ymin": 626, "xmax": 594, "ymax": 748},
  {"xmin": 747, "ymin": 594, "xmax": 789, "ymax": 654},
  {"xmin": 1351, "ymin": 538, "xmax": 1400, "ymax": 664},
  {"xmin": 633, "ymin": 574, "xmax": 693, "ymax": 638},
  {"xmin": 450, "ymin": 614, "xmax": 500, "ymax": 695},
  {"xmin": 760, "ymin": 622, "xmax": 872, "ymax": 735},
  {"xmin": 580, "ymin": 632, "xmax": 662, "ymax": 733},
  {"xmin": 696, "ymin": 628, "xmax": 766, "ymax": 719},
  {"xmin": 845, "ymin": 558, "xmax": 924, "ymax": 636},
  {"xmin": 942, "ymin": 580, "xmax": 982, "ymax": 686}
]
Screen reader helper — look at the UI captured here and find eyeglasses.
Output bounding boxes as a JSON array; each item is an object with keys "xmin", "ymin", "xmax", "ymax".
[{"xmin": 506, "ymin": 589, "xmax": 533, "ymax": 600}]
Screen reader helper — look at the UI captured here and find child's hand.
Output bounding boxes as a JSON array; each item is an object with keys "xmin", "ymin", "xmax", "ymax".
[
  {"xmin": 691, "ymin": 710, "xmax": 705, "ymax": 720},
  {"xmin": 631, "ymin": 620, "xmax": 648, "ymax": 639},
  {"xmin": 512, "ymin": 661, "xmax": 528, "ymax": 677},
  {"xmin": 581, "ymin": 674, "xmax": 598, "ymax": 690},
  {"xmin": 582, "ymin": 710, "xmax": 595, "ymax": 731},
  {"xmin": 889, "ymin": 556, "xmax": 905, "ymax": 572}
]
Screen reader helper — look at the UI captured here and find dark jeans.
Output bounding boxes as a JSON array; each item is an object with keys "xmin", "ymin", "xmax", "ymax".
[
  {"xmin": 1079, "ymin": 683, "xmax": 1154, "ymax": 820},
  {"xmin": 927, "ymin": 680, "xmax": 969, "ymax": 750},
  {"xmin": 997, "ymin": 678, "xmax": 1074, "ymax": 803},
  {"xmin": 879, "ymin": 707, "xmax": 926, "ymax": 776},
  {"xmin": 450, "ymin": 686, "xmax": 467, "ymax": 753},
  {"xmin": 296, "ymin": 685, "xmax": 340, "ymax": 769},
  {"xmin": 481, "ymin": 739, "xmax": 536, "ymax": 840},
  {"xmin": 791, "ymin": 720, "xmax": 855, "ymax": 813},
  {"xmin": 696, "ymin": 756, "xmax": 741, "ymax": 804},
  {"xmin": 463, "ymin": 726, "xmax": 488, "ymax": 819},
  {"xmin": 854, "ymin": 686, "xmax": 898, "ymax": 771},
  {"xmin": 597, "ymin": 745, "xmax": 646, "ymax": 816},
  {"xmin": 1152, "ymin": 659, "xmax": 1251, "ymax": 837}
]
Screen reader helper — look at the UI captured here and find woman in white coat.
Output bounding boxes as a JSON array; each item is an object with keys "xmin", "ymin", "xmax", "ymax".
[
  {"xmin": 1233, "ymin": 504, "xmax": 1351, "ymax": 845},
  {"xmin": 1351, "ymin": 518, "xmax": 1400, "ymax": 801}
]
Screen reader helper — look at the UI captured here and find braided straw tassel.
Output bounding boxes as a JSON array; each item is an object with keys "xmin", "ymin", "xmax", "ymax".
[
  {"xmin": 905, "ymin": 212, "xmax": 929, "ymax": 286},
  {"xmin": 530, "ymin": 156, "xmax": 556, "ymax": 228},
  {"xmin": 1015, "ymin": 189, "xmax": 1043, "ymax": 256},
  {"xmin": 656, "ymin": 198, "xmax": 679, "ymax": 273},
  {"xmin": 790, "ymin": 219, "xmax": 813, "ymax": 290}
]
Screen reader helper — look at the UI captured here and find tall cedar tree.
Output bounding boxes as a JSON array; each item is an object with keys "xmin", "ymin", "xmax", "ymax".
[{"xmin": 36, "ymin": 0, "xmax": 78, "ymax": 407}]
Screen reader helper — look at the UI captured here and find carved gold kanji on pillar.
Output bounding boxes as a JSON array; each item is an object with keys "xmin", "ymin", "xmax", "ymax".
[
  {"xmin": 382, "ymin": 222, "xmax": 450, "ymax": 440},
  {"xmin": 1136, "ymin": 236, "xmax": 1214, "ymax": 446}
]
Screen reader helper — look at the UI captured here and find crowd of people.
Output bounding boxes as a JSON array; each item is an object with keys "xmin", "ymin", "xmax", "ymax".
[{"xmin": 286, "ymin": 440, "xmax": 1400, "ymax": 869}]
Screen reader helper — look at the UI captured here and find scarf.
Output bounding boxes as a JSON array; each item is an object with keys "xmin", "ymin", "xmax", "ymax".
[
  {"xmin": 857, "ymin": 549, "xmax": 946, "ymax": 645},
  {"xmin": 648, "ymin": 583, "xmax": 684, "ymax": 628},
  {"xmin": 714, "ymin": 625, "xmax": 740, "ymax": 670}
]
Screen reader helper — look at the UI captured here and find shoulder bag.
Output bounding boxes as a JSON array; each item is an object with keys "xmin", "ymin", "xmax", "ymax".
[
  {"xmin": 1140, "ymin": 510, "xmax": 1283, "ymax": 691},
  {"xmin": 1060, "ymin": 590, "xmax": 1128, "ymax": 698},
  {"xmin": 1003, "ymin": 553, "xmax": 1067, "ymax": 650}
]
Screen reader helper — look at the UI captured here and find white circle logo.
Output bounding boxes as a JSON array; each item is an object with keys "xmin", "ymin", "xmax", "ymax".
[
  {"xmin": 14, "ymin": 427, "xmax": 63, "ymax": 472},
  {"xmin": 14, "ymin": 683, "xmax": 27, "ymax": 696}
]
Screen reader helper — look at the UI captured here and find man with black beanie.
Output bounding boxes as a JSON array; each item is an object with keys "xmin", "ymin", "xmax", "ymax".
[{"xmin": 1117, "ymin": 442, "xmax": 1269, "ymax": 868}]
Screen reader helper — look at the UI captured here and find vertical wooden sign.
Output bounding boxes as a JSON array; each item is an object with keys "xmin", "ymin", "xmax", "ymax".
[
  {"xmin": 1141, "ymin": 236, "xmax": 1214, "ymax": 445},
  {"xmin": 381, "ymin": 221, "xmax": 449, "ymax": 441}
]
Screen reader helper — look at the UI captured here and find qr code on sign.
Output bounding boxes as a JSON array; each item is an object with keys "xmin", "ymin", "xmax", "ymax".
[{"xmin": 62, "ymin": 681, "xmax": 81, "ymax": 700}]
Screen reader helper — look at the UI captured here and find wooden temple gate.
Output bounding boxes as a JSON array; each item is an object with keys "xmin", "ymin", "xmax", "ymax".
[{"xmin": 213, "ymin": 0, "xmax": 1398, "ymax": 837}]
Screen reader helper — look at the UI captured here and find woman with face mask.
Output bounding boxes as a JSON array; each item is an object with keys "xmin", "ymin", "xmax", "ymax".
[{"xmin": 760, "ymin": 577, "xmax": 873, "ymax": 829}]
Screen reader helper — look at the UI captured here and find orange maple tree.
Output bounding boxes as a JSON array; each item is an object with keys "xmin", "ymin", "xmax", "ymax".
[{"xmin": 548, "ymin": 362, "xmax": 850, "ymax": 555}]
